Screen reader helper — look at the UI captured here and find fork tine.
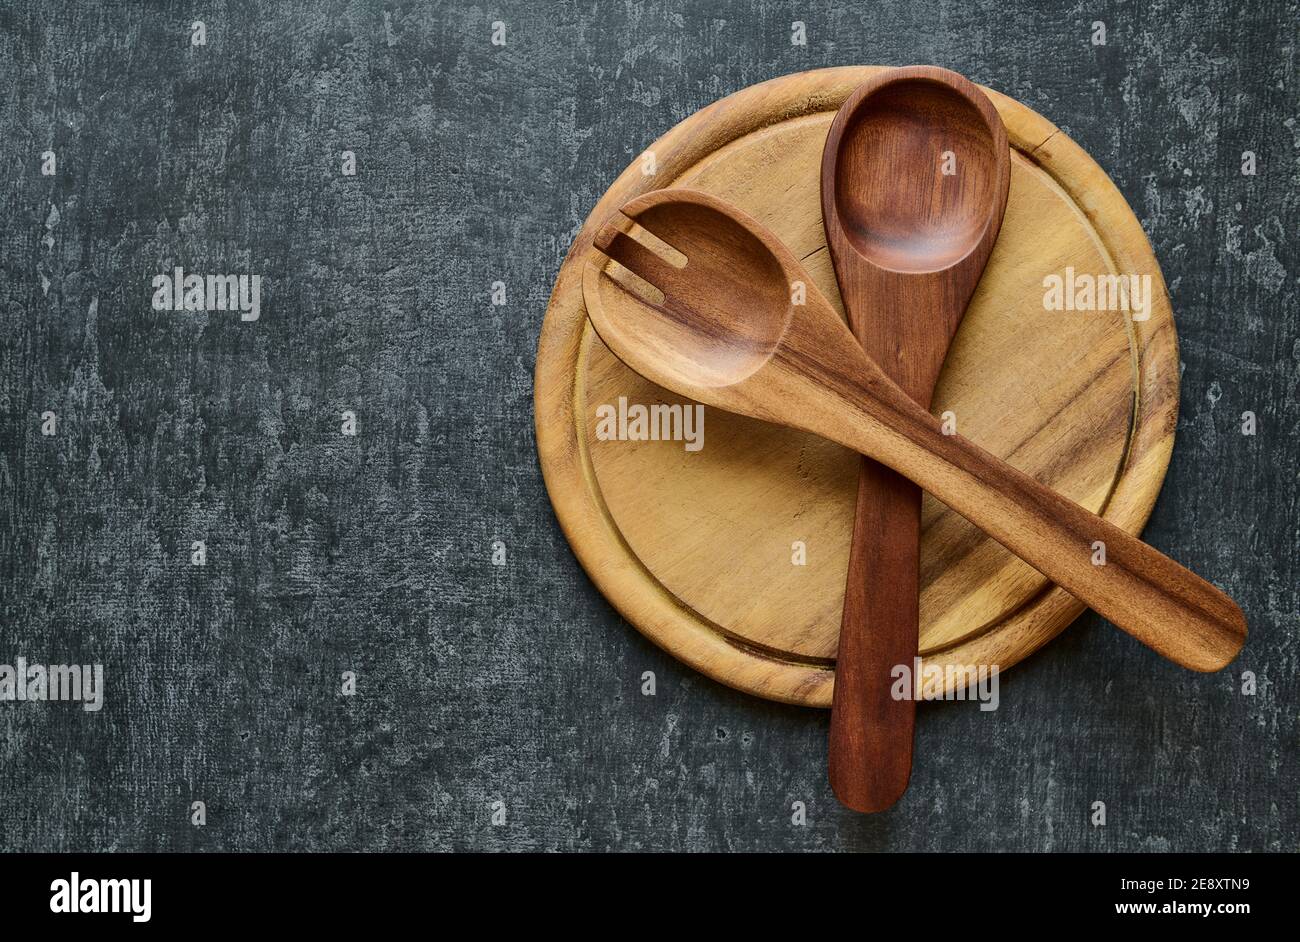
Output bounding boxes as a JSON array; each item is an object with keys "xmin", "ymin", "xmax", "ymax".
[{"xmin": 593, "ymin": 222, "xmax": 683, "ymax": 296}]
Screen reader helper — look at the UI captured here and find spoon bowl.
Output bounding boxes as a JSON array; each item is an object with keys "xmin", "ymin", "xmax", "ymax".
[{"xmin": 832, "ymin": 76, "xmax": 1003, "ymax": 272}]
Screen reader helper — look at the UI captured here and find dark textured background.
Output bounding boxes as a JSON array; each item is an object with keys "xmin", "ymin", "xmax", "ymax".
[{"xmin": 0, "ymin": 0, "xmax": 1296, "ymax": 852}]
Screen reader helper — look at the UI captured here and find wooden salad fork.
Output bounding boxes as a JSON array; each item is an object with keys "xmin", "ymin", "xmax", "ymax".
[{"xmin": 581, "ymin": 187, "xmax": 1246, "ymax": 685}]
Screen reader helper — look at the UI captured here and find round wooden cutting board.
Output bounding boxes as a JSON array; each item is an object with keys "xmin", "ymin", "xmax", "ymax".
[{"xmin": 535, "ymin": 66, "xmax": 1179, "ymax": 707}]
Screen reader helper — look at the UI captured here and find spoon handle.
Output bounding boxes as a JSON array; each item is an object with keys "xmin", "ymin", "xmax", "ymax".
[
  {"xmin": 829, "ymin": 461, "xmax": 920, "ymax": 811},
  {"xmin": 812, "ymin": 376, "xmax": 1247, "ymax": 671}
]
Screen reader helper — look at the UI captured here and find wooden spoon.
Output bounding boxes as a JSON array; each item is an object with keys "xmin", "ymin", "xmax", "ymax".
[
  {"xmin": 820, "ymin": 67, "xmax": 1011, "ymax": 812},
  {"xmin": 581, "ymin": 187, "xmax": 1246, "ymax": 679}
]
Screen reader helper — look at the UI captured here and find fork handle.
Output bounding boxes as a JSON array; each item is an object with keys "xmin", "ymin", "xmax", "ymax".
[{"xmin": 818, "ymin": 380, "xmax": 1246, "ymax": 672}]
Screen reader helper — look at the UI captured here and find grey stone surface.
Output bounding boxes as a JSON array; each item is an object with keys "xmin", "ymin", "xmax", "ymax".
[{"xmin": 0, "ymin": 0, "xmax": 1295, "ymax": 852}]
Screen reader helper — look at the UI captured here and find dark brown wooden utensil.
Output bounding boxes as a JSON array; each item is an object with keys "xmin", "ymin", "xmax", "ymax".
[
  {"xmin": 820, "ymin": 66, "xmax": 1011, "ymax": 812},
  {"xmin": 582, "ymin": 187, "xmax": 1246, "ymax": 680}
]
